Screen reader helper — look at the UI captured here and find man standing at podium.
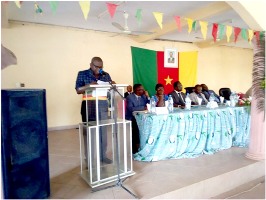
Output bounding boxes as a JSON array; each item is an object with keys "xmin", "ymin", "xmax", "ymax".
[{"xmin": 75, "ymin": 56, "xmax": 114, "ymax": 165}]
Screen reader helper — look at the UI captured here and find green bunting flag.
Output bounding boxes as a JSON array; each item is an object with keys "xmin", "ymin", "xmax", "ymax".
[
  {"xmin": 192, "ymin": 20, "xmax": 197, "ymax": 31},
  {"xmin": 49, "ymin": 1, "xmax": 58, "ymax": 14},
  {"xmin": 241, "ymin": 29, "xmax": 248, "ymax": 41},
  {"xmin": 218, "ymin": 24, "xmax": 225, "ymax": 40},
  {"xmin": 135, "ymin": 9, "xmax": 142, "ymax": 26}
]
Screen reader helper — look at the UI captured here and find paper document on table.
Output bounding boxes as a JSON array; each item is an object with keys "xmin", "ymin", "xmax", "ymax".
[{"xmin": 155, "ymin": 107, "xmax": 169, "ymax": 115}]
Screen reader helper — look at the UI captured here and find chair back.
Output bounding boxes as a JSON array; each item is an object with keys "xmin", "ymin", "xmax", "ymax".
[
  {"xmin": 184, "ymin": 87, "xmax": 194, "ymax": 94},
  {"xmin": 219, "ymin": 88, "xmax": 231, "ymax": 100}
]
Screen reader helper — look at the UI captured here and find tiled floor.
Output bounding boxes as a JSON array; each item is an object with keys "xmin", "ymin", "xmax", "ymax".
[{"xmin": 48, "ymin": 128, "xmax": 265, "ymax": 199}]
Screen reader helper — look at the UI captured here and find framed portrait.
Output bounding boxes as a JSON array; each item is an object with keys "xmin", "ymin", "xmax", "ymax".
[{"xmin": 164, "ymin": 48, "xmax": 178, "ymax": 68}]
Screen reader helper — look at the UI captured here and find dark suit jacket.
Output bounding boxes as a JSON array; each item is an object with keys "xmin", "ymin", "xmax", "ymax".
[
  {"xmin": 124, "ymin": 92, "xmax": 131, "ymax": 98},
  {"xmin": 168, "ymin": 90, "xmax": 186, "ymax": 106},
  {"xmin": 202, "ymin": 90, "xmax": 220, "ymax": 103},
  {"xmin": 125, "ymin": 93, "xmax": 149, "ymax": 120}
]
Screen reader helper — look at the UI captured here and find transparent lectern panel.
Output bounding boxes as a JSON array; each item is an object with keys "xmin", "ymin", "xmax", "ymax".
[
  {"xmin": 80, "ymin": 121, "xmax": 133, "ymax": 186},
  {"xmin": 125, "ymin": 122, "xmax": 133, "ymax": 172},
  {"xmin": 80, "ymin": 85, "xmax": 134, "ymax": 188},
  {"xmin": 87, "ymin": 124, "xmax": 115, "ymax": 183},
  {"xmin": 85, "ymin": 100, "xmax": 109, "ymax": 125},
  {"xmin": 108, "ymin": 87, "xmax": 126, "ymax": 121}
]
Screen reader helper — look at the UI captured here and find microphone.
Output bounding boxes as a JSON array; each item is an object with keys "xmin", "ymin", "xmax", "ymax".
[{"xmin": 99, "ymin": 68, "xmax": 108, "ymax": 76}]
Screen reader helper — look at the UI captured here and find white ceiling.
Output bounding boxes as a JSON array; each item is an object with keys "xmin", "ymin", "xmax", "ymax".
[{"xmin": 3, "ymin": 1, "xmax": 255, "ymax": 49}]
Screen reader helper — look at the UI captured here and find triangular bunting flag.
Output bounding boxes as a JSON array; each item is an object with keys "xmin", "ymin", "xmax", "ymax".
[
  {"xmin": 212, "ymin": 23, "xmax": 218, "ymax": 42},
  {"xmin": 226, "ymin": 26, "xmax": 233, "ymax": 42},
  {"xmin": 186, "ymin": 18, "xmax": 193, "ymax": 33},
  {"xmin": 34, "ymin": 2, "xmax": 43, "ymax": 14},
  {"xmin": 199, "ymin": 21, "xmax": 208, "ymax": 40},
  {"xmin": 174, "ymin": 16, "xmax": 181, "ymax": 32},
  {"xmin": 135, "ymin": 9, "xmax": 142, "ymax": 26},
  {"xmin": 106, "ymin": 3, "xmax": 118, "ymax": 18},
  {"xmin": 248, "ymin": 29, "xmax": 254, "ymax": 43},
  {"xmin": 259, "ymin": 31, "xmax": 264, "ymax": 41},
  {"xmin": 153, "ymin": 12, "xmax": 163, "ymax": 29},
  {"xmin": 254, "ymin": 31, "xmax": 260, "ymax": 45},
  {"xmin": 15, "ymin": 1, "xmax": 22, "ymax": 8},
  {"xmin": 234, "ymin": 27, "xmax": 241, "ymax": 43},
  {"xmin": 241, "ymin": 28, "xmax": 248, "ymax": 41},
  {"xmin": 49, "ymin": 1, "xmax": 58, "ymax": 14},
  {"xmin": 192, "ymin": 20, "xmax": 197, "ymax": 31},
  {"xmin": 79, "ymin": 1, "xmax": 90, "ymax": 20},
  {"xmin": 218, "ymin": 24, "xmax": 225, "ymax": 40}
]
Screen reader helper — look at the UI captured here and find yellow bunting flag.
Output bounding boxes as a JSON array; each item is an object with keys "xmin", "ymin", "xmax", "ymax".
[
  {"xmin": 199, "ymin": 21, "xmax": 208, "ymax": 40},
  {"xmin": 248, "ymin": 29, "xmax": 254, "ymax": 43},
  {"xmin": 79, "ymin": 1, "xmax": 90, "ymax": 20},
  {"xmin": 15, "ymin": 1, "xmax": 21, "ymax": 8},
  {"xmin": 186, "ymin": 18, "xmax": 193, "ymax": 33},
  {"xmin": 153, "ymin": 12, "xmax": 163, "ymax": 29},
  {"xmin": 226, "ymin": 25, "xmax": 233, "ymax": 42}
]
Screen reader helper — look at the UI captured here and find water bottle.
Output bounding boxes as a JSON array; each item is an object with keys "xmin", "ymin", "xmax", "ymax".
[
  {"xmin": 150, "ymin": 96, "xmax": 156, "ymax": 113},
  {"xmin": 209, "ymin": 92, "xmax": 215, "ymax": 102},
  {"xmin": 234, "ymin": 91, "xmax": 239, "ymax": 103},
  {"xmin": 168, "ymin": 95, "xmax": 174, "ymax": 113},
  {"xmin": 185, "ymin": 94, "xmax": 191, "ymax": 110},
  {"xmin": 229, "ymin": 92, "xmax": 236, "ymax": 107}
]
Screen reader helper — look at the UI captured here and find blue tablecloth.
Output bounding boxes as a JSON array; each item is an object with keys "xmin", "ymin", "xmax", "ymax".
[{"xmin": 133, "ymin": 106, "xmax": 251, "ymax": 162}]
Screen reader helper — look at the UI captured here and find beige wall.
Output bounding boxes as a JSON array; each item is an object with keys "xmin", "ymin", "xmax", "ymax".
[{"xmin": 1, "ymin": 22, "xmax": 253, "ymax": 129}]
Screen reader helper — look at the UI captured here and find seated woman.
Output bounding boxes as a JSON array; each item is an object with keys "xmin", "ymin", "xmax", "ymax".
[{"xmin": 154, "ymin": 83, "xmax": 168, "ymax": 107}]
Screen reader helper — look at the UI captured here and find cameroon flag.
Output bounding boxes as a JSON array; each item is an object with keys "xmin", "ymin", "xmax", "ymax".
[{"xmin": 131, "ymin": 46, "xmax": 198, "ymax": 96}]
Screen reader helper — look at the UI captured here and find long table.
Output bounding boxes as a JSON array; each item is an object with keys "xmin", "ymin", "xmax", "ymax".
[{"xmin": 133, "ymin": 106, "xmax": 251, "ymax": 162}]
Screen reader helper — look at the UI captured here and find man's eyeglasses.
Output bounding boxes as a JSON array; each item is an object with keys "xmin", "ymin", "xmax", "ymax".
[{"xmin": 91, "ymin": 63, "xmax": 103, "ymax": 69}]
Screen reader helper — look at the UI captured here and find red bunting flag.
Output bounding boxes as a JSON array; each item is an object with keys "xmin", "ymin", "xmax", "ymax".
[
  {"xmin": 106, "ymin": 3, "xmax": 118, "ymax": 18},
  {"xmin": 234, "ymin": 27, "xmax": 241, "ymax": 43},
  {"xmin": 254, "ymin": 31, "xmax": 260, "ymax": 45},
  {"xmin": 174, "ymin": 16, "xmax": 181, "ymax": 32},
  {"xmin": 212, "ymin": 23, "xmax": 218, "ymax": 42}
]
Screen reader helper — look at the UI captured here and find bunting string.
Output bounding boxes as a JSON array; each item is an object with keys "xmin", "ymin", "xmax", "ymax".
[{"xmin": 10, "ymin": 1, "xmax": 264, "ymax": 44}]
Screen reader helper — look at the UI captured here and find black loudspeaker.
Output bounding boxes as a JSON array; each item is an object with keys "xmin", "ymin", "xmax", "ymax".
[{"xmin": 1, "ymin": 89, "xmax": 50, "ymax": 199}]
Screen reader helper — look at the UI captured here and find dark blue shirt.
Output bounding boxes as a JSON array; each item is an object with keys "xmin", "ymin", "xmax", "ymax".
[{"xmin": 75, "ymin": 68, "xmax": 112, "ymax": 89}]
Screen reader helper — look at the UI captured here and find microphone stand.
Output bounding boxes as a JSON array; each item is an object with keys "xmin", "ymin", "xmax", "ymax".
[{"xmin": 92, "ymin": 82, "xmax": 138, "ymax": 199}]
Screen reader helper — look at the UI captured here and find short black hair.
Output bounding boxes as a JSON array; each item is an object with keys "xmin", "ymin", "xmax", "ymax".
[
  {"xmin": 155, "ymin": 83, "xmax": 164, "ymax": 90},
  {"xmin": 133, "ymin": 84, "xmax": 142, "ymax": 92},
  {"xmin": 195, "ymin": 84, "xmax": 201, "ymax": 89},
  {"xmin": 91, "ymin": 57, "xmax": 102, "ymax": 63},
  {"xmin": 173, "ymin": 81, "xmax": 181, "ymax": 88}
]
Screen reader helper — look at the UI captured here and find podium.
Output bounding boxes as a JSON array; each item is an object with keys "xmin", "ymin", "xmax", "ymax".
[{"xmin": 79, "ymin": 84, "xmax": 135, "ymax": 188}]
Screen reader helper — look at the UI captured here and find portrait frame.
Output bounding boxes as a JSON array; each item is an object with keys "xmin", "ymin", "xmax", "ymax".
[{"xmin": 164, "ymin": 48, "xmax": 178, "ymax": 68}]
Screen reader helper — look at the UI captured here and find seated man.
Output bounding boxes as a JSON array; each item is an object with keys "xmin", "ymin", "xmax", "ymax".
[
  {"xmin": 201, "ymin": 84, "xmax": 220, "ymax": 103},
  {"xmin": 126, "ymin": 84, "xmax": 150, "ymax": 153},
  {"xmin": 168, "ymin": 81, "xmax": 186, "ymax": 108},
  {"xmin": 153, "ymin": 83, "xmax": 168, "ymax": 107},
  {"xmin": 124, "ymin": 85, "xmax": 132, "ymax": 98},
  {"xmin": 189, "ymin": 84, "xmax": 208, "ymax": 105}
]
